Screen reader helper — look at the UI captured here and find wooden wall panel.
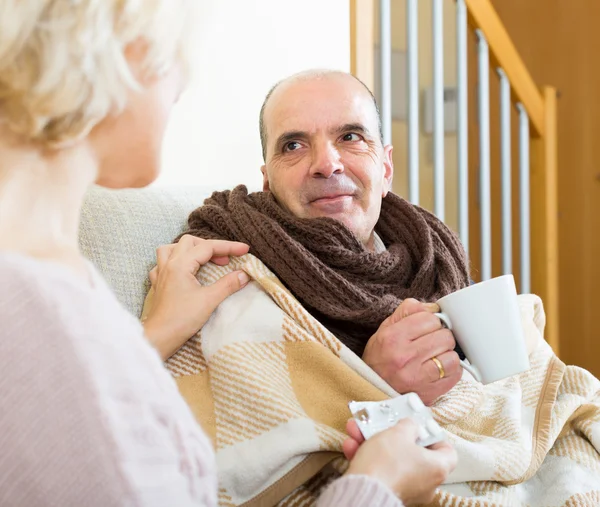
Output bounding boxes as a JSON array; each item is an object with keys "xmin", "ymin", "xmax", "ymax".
[{"xmin": 487, "ymin": 0, "xmax": 600, "ymax": 375}]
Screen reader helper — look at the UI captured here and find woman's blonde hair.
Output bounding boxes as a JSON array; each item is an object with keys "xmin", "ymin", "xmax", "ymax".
[{"xmin": 0, "ymin": 0, "xmax": 196, "ymax": 147}]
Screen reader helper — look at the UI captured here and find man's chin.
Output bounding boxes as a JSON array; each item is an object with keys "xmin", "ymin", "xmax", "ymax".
[{"xmin": 305, "ymin": 209, "xmax": 360, "ymax": 234}]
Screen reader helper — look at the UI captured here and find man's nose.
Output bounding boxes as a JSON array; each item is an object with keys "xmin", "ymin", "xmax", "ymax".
[{"xmin": 309, "ymin": 142, "xmax": 344, "ymax": 178}]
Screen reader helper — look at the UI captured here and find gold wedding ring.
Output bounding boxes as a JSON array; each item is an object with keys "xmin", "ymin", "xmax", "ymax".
[{"xmin": 431, "ymin": 356, "xmax": 445, "ymax": 380}]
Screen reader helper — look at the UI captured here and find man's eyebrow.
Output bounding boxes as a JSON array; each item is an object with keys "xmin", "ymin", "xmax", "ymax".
[
  {"xmin": 332, "ymin": 123, "xmax": 371, "ymax": 136},
  {"xmin": 274, "ymin": 130, "xmax": 309, "ymax": 150}
]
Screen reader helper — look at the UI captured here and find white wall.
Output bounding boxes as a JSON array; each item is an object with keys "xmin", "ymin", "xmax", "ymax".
[{"xmin": 156, "ymin": 0, "xmax": 351, "ymax": 191}]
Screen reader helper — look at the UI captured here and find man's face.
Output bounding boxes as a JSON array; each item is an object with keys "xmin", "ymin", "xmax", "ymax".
[{"xmin": 261, "ymin": 74, "xmax": 394, "ymax": 248}]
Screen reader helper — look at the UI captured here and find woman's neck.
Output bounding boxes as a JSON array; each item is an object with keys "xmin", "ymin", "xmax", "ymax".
[{"xmin": 0, "ymin": 134, "xmax": 98, "ymax": 279}]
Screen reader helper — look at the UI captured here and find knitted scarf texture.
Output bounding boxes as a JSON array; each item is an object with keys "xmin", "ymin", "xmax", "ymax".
[{"xmin": 183, "ymin": 185, "xmax": 470, "ymax": 357}]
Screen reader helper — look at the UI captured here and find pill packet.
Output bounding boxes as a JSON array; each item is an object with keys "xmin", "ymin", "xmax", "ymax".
[{"xmin": 348, "ymin": 393, "xmax": 445, "ymax": 447}]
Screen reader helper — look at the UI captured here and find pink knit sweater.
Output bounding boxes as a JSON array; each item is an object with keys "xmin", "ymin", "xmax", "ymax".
[{"xmin": 0, "ymin": 252, "xmax": 402, "ymax": 507}]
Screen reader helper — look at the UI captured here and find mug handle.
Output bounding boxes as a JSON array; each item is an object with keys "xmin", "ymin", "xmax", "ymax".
[{"xmin": 434, "ymin": 312, "xmax": 482, "ymax": 383}]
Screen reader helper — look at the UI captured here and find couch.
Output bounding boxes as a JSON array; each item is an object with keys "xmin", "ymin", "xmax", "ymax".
[{"xmin": 79, "ymin": 185, "xmax": 215, "ymax": 317}]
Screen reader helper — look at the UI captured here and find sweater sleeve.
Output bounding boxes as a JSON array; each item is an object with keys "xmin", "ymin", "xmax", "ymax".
[
  {"xmin": 316, "ymin": 475, "xmax": 404, "ymax": 507},
  {"xmin": 0, "ymin": 257, "xmax": 217, "ymax": 507},
  {"xmin": 0, "ymin": 266, "xmax": 134, "ymax": 506}
]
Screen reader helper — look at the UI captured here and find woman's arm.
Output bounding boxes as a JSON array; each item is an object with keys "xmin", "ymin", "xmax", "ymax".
[
  {"xmin": 0, "ymin": 258, "xmax": 217, "ymax": 506},
  {"xmin": 317, "ymin": 475, "xmax": 404, "ymax": 507}
]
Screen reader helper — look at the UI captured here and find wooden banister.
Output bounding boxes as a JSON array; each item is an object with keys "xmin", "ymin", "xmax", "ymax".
[
  {"xmin": 531, "ymin": 87, "xmax": 559, "ymax": 354},
  {"xmin": 350, "ymin": 0, "xmax": 375, "ymax": 92},
  {"xmin": 465, "ymin": 0, "xmax": 545, "ymax": 137},
  {"xmin": 349, "ymin": 0, "xmax": 560, "ymax": 354}
]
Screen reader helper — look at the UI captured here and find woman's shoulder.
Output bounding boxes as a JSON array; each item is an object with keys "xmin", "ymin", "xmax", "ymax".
[
  {"xmin": 0, "ymin": 251, "xmax": 218, "ymax": 505},
  {"xmin": 0, "ymin": 250, "xmax": 92, "ymax": 299},
  {"xmin": 0, "ymin": 250, "xmax": 162, "ymax": 375},
  {"xmin": 0, "ymin": 250, "xmax": 163, "ymax": 391},
  {"xmin": 0, "ymin": 252, "xmax": 137, "ymax": 503},
  {"xmin": 0, "ymin": 251, "xmax": 145, "ymax": 380},
  {"xmin": 0, "ymin": 251, "xmax": 116, "ymax": 338},
  {"xmin": 0, "ymin": 252, "xmax": 83, "ymax": 330}
]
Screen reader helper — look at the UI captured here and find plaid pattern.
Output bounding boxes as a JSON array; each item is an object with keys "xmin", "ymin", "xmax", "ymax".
[{"xmin": 143, "ymin": 254, "xmax": 600, "ymax": 507}]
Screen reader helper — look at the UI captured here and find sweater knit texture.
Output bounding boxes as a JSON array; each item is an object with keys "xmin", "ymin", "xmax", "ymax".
[
  {"xmin": 0, "ymin": 252, "xmax": 400, "ymax": 506},
  {"xmin": 184, "ymin": 186, "xmax": 470, "ymax": 357},
  {"xmin": 316, "ymin": 474, "xmax": 404, "ymax": 507}
]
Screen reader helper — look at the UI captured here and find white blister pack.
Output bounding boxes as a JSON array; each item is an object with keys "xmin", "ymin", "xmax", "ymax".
[{"xmin": 348, "ymin": 393, "xmax": 445, "ymax": 447}]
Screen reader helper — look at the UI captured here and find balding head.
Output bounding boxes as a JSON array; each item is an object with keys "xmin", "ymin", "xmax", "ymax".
[
  {"xmin": 259, "ymin": 69, "xmax": 383, "ymax": 161},
  {"xmin": 258, "ymin": 69, "xmax": 394, "ymax": 250}
]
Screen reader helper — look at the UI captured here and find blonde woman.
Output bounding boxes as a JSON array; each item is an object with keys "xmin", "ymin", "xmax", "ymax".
[{"xmin": 0, "ymin": 1, "xmax": 456, "ymax": 506}]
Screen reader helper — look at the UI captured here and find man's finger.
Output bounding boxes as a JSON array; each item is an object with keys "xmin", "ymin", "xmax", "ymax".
[
  {"xmin": 203, "ymin": 270, "xmax": 251, "ymax": 310},
  {"xmin": 384, "ymin": 298, "xmax": 440, "ymax": 327},
  {"xmin": 412, "ymin": 329, "xmax": 456, "ymax": 360},
  {"xmin": 423, "ymin": 350, "xmax": 460, "ymax": 383},
  {"xmin": 422, "ymin": 371, "xmax": 462, "ymax": 406},
  {"xmin": 382, "ymin": 312, "xmax": 446, "ymax": 346}
]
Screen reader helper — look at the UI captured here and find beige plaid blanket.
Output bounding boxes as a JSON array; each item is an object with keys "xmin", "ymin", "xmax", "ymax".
[{"xmin": 143, "ymin": 254, "xmax": 600, "ymax": 507}]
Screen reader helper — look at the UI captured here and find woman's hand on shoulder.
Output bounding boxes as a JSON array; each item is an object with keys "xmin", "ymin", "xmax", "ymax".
[{"xmin": 143, "ymin": 235, "xmax": 250, "ymax": 360}]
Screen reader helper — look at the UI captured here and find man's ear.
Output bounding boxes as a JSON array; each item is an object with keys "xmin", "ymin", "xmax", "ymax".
[
  {"xmin": 261, "ymin": 165, "xmax": 270, "ymax": 191},
  {"xmin": 381, "ymin": 144, "xmax": 394, "ymax": 197}
]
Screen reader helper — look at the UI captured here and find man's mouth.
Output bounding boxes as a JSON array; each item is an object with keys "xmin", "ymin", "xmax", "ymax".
[
  {"xmin": 310, "ymin": 194, "xmax": 354, "ymax": 204},
  {"xmin": 308, "ymin": 193, "xmax": 355, "ymax": 213}
]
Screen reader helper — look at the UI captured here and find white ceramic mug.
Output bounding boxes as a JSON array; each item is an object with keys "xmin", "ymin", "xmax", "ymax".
[{"xmin": 435, "ymin": 274, "xmax": 530, "ymax": 384}]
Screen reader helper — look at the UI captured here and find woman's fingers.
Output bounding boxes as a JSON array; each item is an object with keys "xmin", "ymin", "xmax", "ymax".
[
  {"xmin": 156, "ymin": 244, "xmax": 176, "ymax": 273},
  {"xmin": 346, "ymin": 419, "xmax": 365, "ymax": 443},
  {"xmin": 343, "ymin": 419, "xmax": 366, "ymax": 460},
  {"xmin": 424, "ymin": 440, "xmax": 458, "ymax": 476},
  {"xmin": 211, "ymin": 256, "xmax": 232, "ymax": 266},
  {"xmin": 154, "ymin": 238, "xmax": 249, "ymax": 277},
  {"xmin": 342, "ymin": 438, "xmax": 360, "ymax": 461},
  {"xmin": 201, "ymin": 270, "xmax": 251, "ymax": 313},
  {"xmin": 149, "ymin": 266, "xmax": 158, "ymax": 286},
  {"xmin": 177, "ymin": 235, "xmax": 249, "ymax": 257},
  {"xmin": 173, "ymin": 240, "xmax": 249, "ymax": 273}
]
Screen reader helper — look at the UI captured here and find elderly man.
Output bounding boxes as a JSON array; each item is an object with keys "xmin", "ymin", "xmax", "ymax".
[
  {"xmin": 144, "ymin": 70, "xmax": 600, "ymax": 506},
  {"xmin": 175, "ymin": 69, "xmax": 471, "ymax": 406}
]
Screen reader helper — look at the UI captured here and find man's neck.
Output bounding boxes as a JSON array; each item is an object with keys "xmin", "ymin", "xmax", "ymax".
[
  {"xmin": 369, "ymin": 231, "xmax": 387, "ymax": 253},
  {"xmin": 364, "ymin": 233, "xmax": 376, "ymax": 252}
]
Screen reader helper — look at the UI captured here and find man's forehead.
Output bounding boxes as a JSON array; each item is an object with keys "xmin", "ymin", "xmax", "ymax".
[{"xmin": 264, "ymin": 75, "xmax": 378, "ymax": 138}]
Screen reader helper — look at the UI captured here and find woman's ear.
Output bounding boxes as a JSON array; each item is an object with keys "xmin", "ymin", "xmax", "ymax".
[{"xmin": 124, "ymin": 38, "xmax": 155, "ymax": 85}]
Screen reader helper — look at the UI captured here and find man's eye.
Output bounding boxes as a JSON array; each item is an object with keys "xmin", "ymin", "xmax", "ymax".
[
  {"xmin": 342, "ymin": 133, "xmax": 362, "ymax": 142},
  {"xmin": 284, "ymin": 141, "xmax": 302, "ymax": 152}
]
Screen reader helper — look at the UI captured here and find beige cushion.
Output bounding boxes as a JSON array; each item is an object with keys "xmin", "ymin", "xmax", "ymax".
[{"xmin": 79, "ymin": 185, "xmax": 214, "ymax": 317}]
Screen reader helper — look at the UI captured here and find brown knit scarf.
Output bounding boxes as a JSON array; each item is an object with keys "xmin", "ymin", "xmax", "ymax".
[{"xmin": 183, "ymin": 185, "xmax": 470, "ymax": 357}]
